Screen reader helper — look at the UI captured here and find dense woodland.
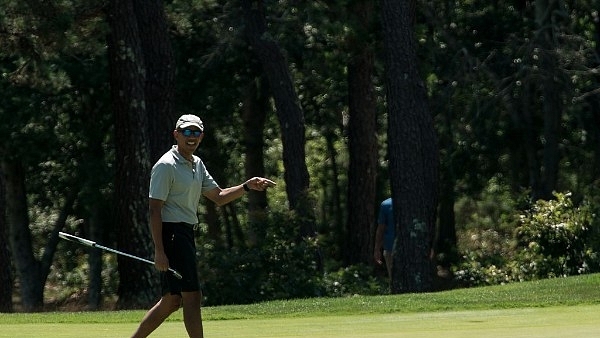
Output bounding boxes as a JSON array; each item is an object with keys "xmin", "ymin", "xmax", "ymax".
[{"xmin": 1, "ymin": 0, "xmax": 599, "ymax": 312}]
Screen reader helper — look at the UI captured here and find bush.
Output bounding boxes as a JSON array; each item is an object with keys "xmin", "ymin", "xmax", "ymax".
[
  {"xmin": 322, "ymin": 264, "xmax": 385, "ymax": 297},
  {"xmin": 512, "ymin": 192, "xmax": 595, "ymax": 279},
  {"xmin": 198, "ymin": 210, "xmax": 325, "ymax": 306},
  {"xmin": 454, "ymin": 191, "xmax": 599, "ymax": 287},
  {"xmin": 453, "ymin": 226, "xmax": 516, "ymax": 287},
  {"xmin": 453, "ymin": 248, "xmax": 515, "ymax": 286},
  {"xmin": 198, "ymin": 209, "xmax": 388, "ymax": 305}
]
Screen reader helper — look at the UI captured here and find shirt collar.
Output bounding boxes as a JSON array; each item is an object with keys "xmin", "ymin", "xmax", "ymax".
[{"xmin": 170, "ymin": 145, "xmax": 195, "ymax": 164}]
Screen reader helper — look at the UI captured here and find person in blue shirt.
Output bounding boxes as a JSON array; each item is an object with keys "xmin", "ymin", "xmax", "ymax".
[{"xmin": 374, "ymin": 197, "xmax": 394, "ymax": 281}]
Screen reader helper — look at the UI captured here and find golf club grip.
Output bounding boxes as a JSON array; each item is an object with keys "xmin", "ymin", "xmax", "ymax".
[
  {"xmin": 95, "ymin": 243, "xmax": 183, "ymax": 279},
  {"xmin": 169, "ymin": 268, "xmax": 183, "ymax": 279}
]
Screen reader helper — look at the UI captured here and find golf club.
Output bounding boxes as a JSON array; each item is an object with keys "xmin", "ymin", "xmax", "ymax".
[{"xmin": 59, "ymin": 231, "xmax": 183, "ymax": 279}]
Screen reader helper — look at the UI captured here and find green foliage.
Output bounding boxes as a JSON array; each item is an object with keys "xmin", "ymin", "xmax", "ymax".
[
  {"xmin": 198, "ymin": 210, "xmax": 324, "ymax": 305},
  {"xmin": 46, "ymin": 252, "xmax": 119, "ymax": 306},
  {"xmin": 322, "ymin": 264, "xmax": 384, "ymax": 297},
  {"xmin": 512, "ymin": 192, "xmax": 594, "ymax": 278},
  {"xmin": 3, "ymin": 0, "xmax": 600, "ymax": 310},
  {"xmin": 198, "ymin": 210, "xmax": 386, "ymax": 306},
  {"xmin": 452, "ymin": 176, "xmax": 521, "ymax": 285},
  {"xmin": 455, "ymin": 191, "xmax": 600, "ymax": 287},
  {"xmin": 581, "ymin": 182, "xmax": 600, "ymax": 271}
]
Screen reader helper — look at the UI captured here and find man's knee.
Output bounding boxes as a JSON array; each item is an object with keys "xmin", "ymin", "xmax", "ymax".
[{"xmin": 162, "ymin": 294, "xmax": 183, "ymax": 313}]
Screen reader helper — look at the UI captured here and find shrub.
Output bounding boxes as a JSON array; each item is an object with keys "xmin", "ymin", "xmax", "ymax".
[
  {"xmin": 512, "ymin": 192, "xmax": 596, "ymax": 279},
  {"xmin": 454, "ymin": 191, "xmax": 599, "ymax": 287},
  {"xmin": 453, "ymin": 228, "xmax": 516, "ymax": 286},
  {"xmin": 322, "ymin": 264, "xmax": 385, "ymax": 297},
  {"xmin": 198, "ymin": 209, "xmax": 388, "ymax": 305},
  {"xmin": 198, "ymin": 210, "xmax": 324, "ymax": 306}
]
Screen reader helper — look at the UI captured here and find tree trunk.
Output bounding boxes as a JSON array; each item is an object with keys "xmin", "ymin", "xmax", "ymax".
[
  {"xmin": 1, "ymin": 160, "xmax": 43, "ymax": 311},
  {"xmin": 436, "ymin": 112, "xmax": 458, "ymax": 268},
  {"xmin": 591, "ymin": 107, "xmax": 600, "ymax": 178},
  {"xmin": 520, "ymin": 84, "xmax": 541, "ymax": 196},
  {"xmin": 133, "ymin": 0, "xmax": 177, "ymax": 162},
  {"xmin": 205, "ymin": 202, "xmax": 222, "ymax": 246},
  {"xmin": 241, "ymin": 0, "xmax": 315, "ymax": 236},
  {"xmin": 345, "ymin": 0, "xmax": 378, "ymax": 266},
  {"xmin": 535, "ymin": 0, "xmax": 562, "ymax": 200},
  {"xmin": 0, "ymin": 156, "xmax": 75, "ymax": 312},
  {"xmin": 0, "ymin": 167, "xmax": 13, "ymax": 313},
  {"xmin": 39, "ymin": 192, "xmax": 76, "ymax": 288},
  {"xmin": 106, "ymin": 0, "xmax": 158, "ymax": 309},
  {"xmin": 87, "ymin": 205, "xmax": 104, "ymax": 310},
  {"xmin": 242, "ymin": 76, "xmax": 269, "ymax": 246},
  {"xmin": 79, "ymin": 128, "xmax": 110, "ymax": 310},
  {"xmin": 380, "ymin": 0, "xmax": 439, "ymax": 293},
  {"xmin": 324, "ymin": 132, "xmax": 343, "ymax": 259},
  {"xmin": 589, "ymin": 13, "xmax": 600, "ymax": 176}
]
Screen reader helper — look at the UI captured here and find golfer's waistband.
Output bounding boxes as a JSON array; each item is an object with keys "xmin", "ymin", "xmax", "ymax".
[{"xmin": 163, "ymin": 222, "xmax": 199, "ymax": 231}]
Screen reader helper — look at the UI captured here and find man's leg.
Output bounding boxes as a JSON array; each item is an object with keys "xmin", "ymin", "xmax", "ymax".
[
  {"xmin": 383, "ymin": 250, "xmax": 393, "ymax": 291},
  {"xmin": 182, "ymin": 290, "xmax": 204, "ymax": 338},
  {"xmin": 131, "ymin": 294, "xmax": 181, "ymax": 338}
]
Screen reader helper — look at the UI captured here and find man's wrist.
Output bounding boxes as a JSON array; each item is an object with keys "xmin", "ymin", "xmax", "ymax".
[{"xmin": 243, "ymin": 183, "xmax": 250, "ymax": 192}]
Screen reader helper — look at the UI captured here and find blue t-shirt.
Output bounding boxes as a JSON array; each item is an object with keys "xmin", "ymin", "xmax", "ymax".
[{"xmin": 377, "ymin": 198, "xmax": 395, "ymax": 251}]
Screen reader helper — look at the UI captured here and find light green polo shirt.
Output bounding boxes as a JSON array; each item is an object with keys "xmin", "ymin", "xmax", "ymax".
[{"xmin": 149, "ymin": 145, "xmax": 219, "ymax": 224}]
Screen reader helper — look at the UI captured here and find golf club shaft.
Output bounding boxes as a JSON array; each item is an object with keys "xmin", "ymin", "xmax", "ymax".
[{"xmin": 59, "ymin": 231, "xmax": 182, "ymax": 279}]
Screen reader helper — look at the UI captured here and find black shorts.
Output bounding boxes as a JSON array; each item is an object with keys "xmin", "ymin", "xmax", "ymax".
[{"xmin": 161, "ymin": 222, "xmax": 200, "ymax": 295}]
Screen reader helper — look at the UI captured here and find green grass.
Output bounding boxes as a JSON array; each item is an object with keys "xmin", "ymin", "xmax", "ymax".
[{"xmin": 1, "ymin": 273, "xmax": 600, "ymax": 337}]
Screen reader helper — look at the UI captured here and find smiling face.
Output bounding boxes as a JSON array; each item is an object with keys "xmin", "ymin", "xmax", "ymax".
[{"xmin": 174, "ymin": 127, "xmax": 204, "ymax": 160}]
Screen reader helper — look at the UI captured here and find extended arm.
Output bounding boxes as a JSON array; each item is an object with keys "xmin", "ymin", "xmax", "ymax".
[{"xmin": 203, "ymin": 176, "xmax": 276, "ymax": 206}]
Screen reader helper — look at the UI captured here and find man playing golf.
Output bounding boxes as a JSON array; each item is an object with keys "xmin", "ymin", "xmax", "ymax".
[{"xmin": 131, "ymin": 114, "xmax": 276, "ymax": 338}]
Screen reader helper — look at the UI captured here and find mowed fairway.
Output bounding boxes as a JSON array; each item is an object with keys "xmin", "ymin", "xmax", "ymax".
[
  {"xmin": 1, "ymin": 304, "xmax": 599, "ymax": 338},
  {"xmin": 3, "ymin": 275, "xmax": 600, "ymax": 337}
]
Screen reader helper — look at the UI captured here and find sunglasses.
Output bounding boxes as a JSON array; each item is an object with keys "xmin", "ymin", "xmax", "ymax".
[{"xmin": 178, "ymin": 129, "xmax": 203, "ymax": 137}]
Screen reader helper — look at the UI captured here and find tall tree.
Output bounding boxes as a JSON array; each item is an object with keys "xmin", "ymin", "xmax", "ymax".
[
  {"xmin": 380, "ymin": 0, "xmax": 439, "ymax": 292},
  {"xmin": 532, "ymin": 0, "xmax": 563, "ymax": 200},
  {"xmin": 0, "ymin": 0, "xmax": 112, "ymax": 311},
  {"xmin": 0, "ymin": 164, "xmax": 13, "ymax": 313},
  {"xmin": 0, "ymin": 165, "xmax": 73, "ymax": 312},
  {"xmin": 76, "ymin": 90, "xmax": 113, "ymax": 310},
  {"xmin": 241, "ymin": 0, "xmax": 315, "ymax": 236},
  {"xmin": 1, "ymin": 160, "xmax": 41, "ymax": 311},
  {"xmin": 344, "ymin": 0, "xmax": 378, "ymax": 266},
  {"xmin": 242, "ymin": 76, "xmax": 270, "ymax": 244},
  {"xmin": 133, "ymin": 0, "xmax": 177, "ymax": 162},
  {"xmin": 588, "ymin": 0, "xmax": 600, "ymax": 176},
  {"xmin": 106, "ymin": 0, "xmax": 157, "ymax": 309}
]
